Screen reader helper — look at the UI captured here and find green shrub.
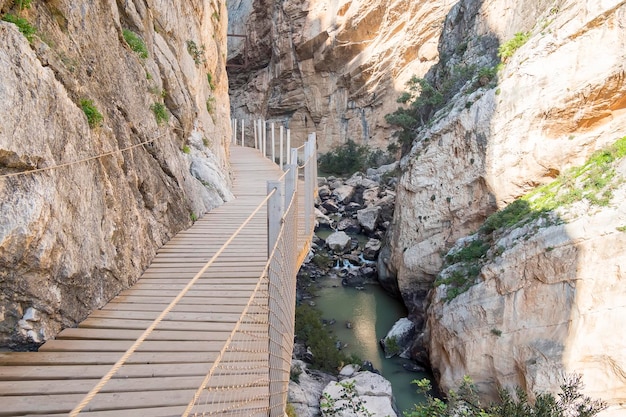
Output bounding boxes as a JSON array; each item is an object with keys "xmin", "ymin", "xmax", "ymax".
[
  {"xmin": 14, "ymin": 0, "xmax": 31, "ymax": 10},
  {"xmin": 318, "ymin": 139, "xmax": 392, "ymax": 176},
  {"xmin": 285, "ymin": 403, "xmax": 297, "ymax": 417},
  {"xmin": 207, "ymin": 72, "xmax": 215, "ymax": 90},
  {"xmin": 446, "ymin": 239, "xmax": 489, "ymax": 264},
  {"xmin": 150, "ymin": 102, "xmax": 169, "ymax": 125},
  {"xmin": 321, "ymin": 381, "xmax": 373, "ymax": 417},
  {"xmin": 295, "ymin": 304, "xmax": 347, "ymax": 373},
  {"xmin": 385, "ymin": 336, "xmax": 400, "ymax": 356},
  {"xmin": 205, "ymin": 97, "xmax": 216, "ymax": 114},
  {"xmin": 182, "ymin": 145, "xmax": 191, "ymax": 154},
  {"xmin": 498, "ymin": 32, "xmax": 531, "ymax": 62},
  {"xmin": 80, "ymin": 99, "xmax": 103, "ymax": 128},
  {"xmin": 186, "ymin": 40, "xmax": 206, "ymax": 66},
  {"xmin": 122, "ymin": 29, "xmax": 148, "ymax": 59},
  {"xmin": 491, "ymin": 328, "xmax": 502, "ymax": 336},
  {"xmin": 404, "ymin": 374, "xmax": 606, "ymax": 417},
  {"xmin": 2, "ymin": 13, "xmax": 36, "ymax": 43}
]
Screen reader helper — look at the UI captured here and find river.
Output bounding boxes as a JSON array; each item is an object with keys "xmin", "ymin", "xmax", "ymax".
[{"xmin": 313, "ymin": 274, "xmax": 429, "ymax": 414}]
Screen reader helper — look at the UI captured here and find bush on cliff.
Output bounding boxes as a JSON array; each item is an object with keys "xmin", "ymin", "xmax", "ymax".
[
  {"xmin": 404, "ymin": 374, "xmax": 606, "ymax": 417},
  {"xmin": 318, "ymin": 139, "xmax": 393, "ymax": 176}
]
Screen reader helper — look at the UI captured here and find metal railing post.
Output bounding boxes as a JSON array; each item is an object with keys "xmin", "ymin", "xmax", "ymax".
[
  {"xmin": 241, "ymin": 119, "xmax": 245, "ymax": 147},
  {"xmin": 254, "ymin": 118, "xmax": 258, "ymax": 149},
  {"xmin": 267, "ymin": 179, "xmax": 284, "ymax": 417},
  {"xmin": 290, "ymin": 148, "xmax": 298, "ymax": 172},
  {"xmin": 286, "ymin": 129, "xmax": 291, "ymax": 165},
  {"xmin": 262, "ymin": 119, "xmax": 267, "ymax": 158},
  {"xmin": 279, "ymin": 125, "xmax": 284, "ymax": 170},
  {"xmin": 267, "ymin": 180, "xmax": 283, "ymax": 257},
  {"xmin": 271, "ymin": 122, "xmax": 276, "ymax": 163},
  {"xmin": 304, "ymin": 137, "xmax": 313, "ymax": 236},
  {"xmin": 284, "ymin": 164, "xmax": 297, "ymax": 209}
]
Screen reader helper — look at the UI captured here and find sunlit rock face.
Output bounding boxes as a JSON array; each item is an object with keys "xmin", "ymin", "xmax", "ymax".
[
  {"xmin": 0, "ymin": 0, "xmax": 232, "ymax": 348},
  {"xmin": 382, "ymin": 0, "xmax": 626, "ymax": 414},
  {"xmin": 227, "ymin": 0, "xmax": 456, "ymax": 152}
]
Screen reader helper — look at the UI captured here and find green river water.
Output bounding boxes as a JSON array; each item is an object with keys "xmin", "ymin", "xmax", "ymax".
[{"xmin": 314, "ymin": 276, "xmax": 429, "ymax": 414}]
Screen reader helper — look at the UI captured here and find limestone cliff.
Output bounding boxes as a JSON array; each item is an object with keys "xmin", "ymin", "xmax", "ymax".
[
  {"xmin": 227, "ymin": 0, "xmax": 455, "ymax": 152},
  {"xmin": 383, "ymin": 0, "xmax": 626, "ymax": 413},
  {"xmin": 0, "ymin": 0, "xmax": 232, "ymax": 348}
]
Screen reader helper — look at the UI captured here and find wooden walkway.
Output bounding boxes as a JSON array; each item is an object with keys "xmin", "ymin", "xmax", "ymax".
[{"xmin": 0, "ymin": 146, "xmax": 311, "ymax": 416}]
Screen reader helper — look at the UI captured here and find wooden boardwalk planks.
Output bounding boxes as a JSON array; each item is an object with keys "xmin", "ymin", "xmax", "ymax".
[{"xmin": 0, "ymin": 146, "xmax": 310, "ymax": 416}]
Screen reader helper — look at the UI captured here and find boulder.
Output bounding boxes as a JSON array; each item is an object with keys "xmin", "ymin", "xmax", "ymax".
[
  {"xmin": 315, "ymin": 208, "xmax": 332, "ymax": 227},
  {"xmin": 318, "ymin": 185, "xmax": 331, "ymax": 199},
  {"xmin": 288, "ymin": 360, "xmax": 336, "ymax": 417},
  {"xmin": 381, "ymin": 317, "xmax": 416, "ymax": 359},
  {"xmin": 363, "ymin": 238, "xmax": 382, "ymax": 261},
  {"xmin": 321, "ymin": 371, "xmax": 397, "ymax": 417},
  {"xmin": 357, "ymin": 206, "xmax": 382, "ymax": 233},
  {"xmin": 321, "ymin": 199, "xmax": 340, "ymax": 213},
  {"xmin": 333, "ymin": 185, "xmax": 356, "ymax": 205},
  {"xmin": 342, "ymin": 270, "xmax": 366, "ymax": 287},
  {"xmin": 362, "ymin": 187, "xmax": 381, "ymax": 207},
  {"xmin": 366, "ymin": 162, "xmax": 399, "ymax": 180},
  {"xmin": 337, "ymin": 218, "xmax": 361, "ymax": 234},
  {"xmin": 346, "ymin": 174, "xmax": 379, "ymax": 189},
  {"xmin": 326, "ymin": 231, "xmax": 352, "ymax": 253}
]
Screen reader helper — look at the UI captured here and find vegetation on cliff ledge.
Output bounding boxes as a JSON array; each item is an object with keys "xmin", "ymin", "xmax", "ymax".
[{"xmin": 436, "ymin": 136, "xmax": 626, "ymax": 302}]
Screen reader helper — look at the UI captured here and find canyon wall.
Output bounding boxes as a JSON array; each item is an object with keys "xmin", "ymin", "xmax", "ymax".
[
  {"xmin": 227, "ymin": 0, "xmax": 456, "ymax": 152},
  {"xmin": 383, "ymin": 0, "xmax": 626, "ymax": 413},
  {"xmin": 0, "ymin": 0, "xmax": 232, "ymax": 348}
]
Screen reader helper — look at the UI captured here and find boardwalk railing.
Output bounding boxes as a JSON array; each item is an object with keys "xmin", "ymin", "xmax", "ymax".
[
  {"xmin": 182, "ymin": 131, "xmax": 317, "ymax": 416},
  {"xmin": 0, "ymin": 126, "xmax": 316, "ymax": 416}
]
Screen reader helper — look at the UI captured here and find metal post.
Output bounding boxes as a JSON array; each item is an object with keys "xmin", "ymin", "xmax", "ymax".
[
  {"xmin": 271, "ymin": 123, "xmax": 275, "ymax": 163},
  {"xmin": 309, "ymin": 132, "xmax": 317, "ymax": 191},
  {"xmin": 286, "ymin": 129, "xmax": 291, "ymax": 165},
  {"xmin": 267, "ymin": 178, "xmax": 284, "ymax": 416},
  {"xmin": 262, "ymin": 119, "xmax": 267, "ymax": 158},
  {"xmin": 284, "ymin": 164, "xmax": 297, "ymax": 209},
  {"xmin": 233, "ymin": 119, "xmax": 237, "ymax": 145},
  {"xmin": 254, "ymin": 118, "xmax": 258, "ymax": 149},
  {"xmin": 279, "ymin": 125, "xmax": 284, "ymax": 170},
  {"xmin": 290, "ymin": 148, "xmax": 298, "ymax": 170},
  {"xmin": 241, "ymin": 119, "xmax": 245, "ymax": 147},
  {"xmin": 267, "ymin": 180, "xmax": 283, "ymax": 256},
  {"xmin": 304, "ymin": 138, "xmax": 313, "ymax": 236}
]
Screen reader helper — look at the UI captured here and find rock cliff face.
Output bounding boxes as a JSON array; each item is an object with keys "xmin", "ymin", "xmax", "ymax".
[
  {"xmin": 0, "ymin": 0, "xmax": 232, "ymax": 348},
  {"xmin": 383, "ymin": 0, "xmax": 626, "ymax": 412},
  {"xmin": 227, "ymin": 0, "xmax": 455, "ymax": 151}
]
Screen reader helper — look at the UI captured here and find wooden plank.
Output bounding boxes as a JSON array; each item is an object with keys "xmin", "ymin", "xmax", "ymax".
[
  {"xmin": 78, "ymin": 318, "xmax": 248, "ymax": 331},
  {"xmin": 38, "ymin": 339, "xmax": 267, "ymax": 352},
  {"xmin": 116, "ymin": 289, "xmax": 259, "ymax": 298},
  {"xmin": 0, "ymin": 373, "xmax": 268, "ymax": 396},
  {"xmin": 98, "ymin": 303, "xmax": 268, "ymax": 313},
  {"xmin": 0, "ymin": 386, "xmax": 269, "ymax": 416},
  {"xmin": 88, "ymin": 309, "xmax": 265, "ymax": 321},
  {"xmin": 0, "ymin": 362, "xmax": 268, "ymax": 381},
  {"xmin": 0, "ymin": 351, "xmax": 268, "ymax": 366},
  {"xmin": 54, "ymin": 327, "xmax": 268, "ymax": 341}
]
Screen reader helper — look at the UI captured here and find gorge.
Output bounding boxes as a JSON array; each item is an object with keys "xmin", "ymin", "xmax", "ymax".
[{"xmin": 0, "ymin": 0, "xmax": 625, "ymax": 415}]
